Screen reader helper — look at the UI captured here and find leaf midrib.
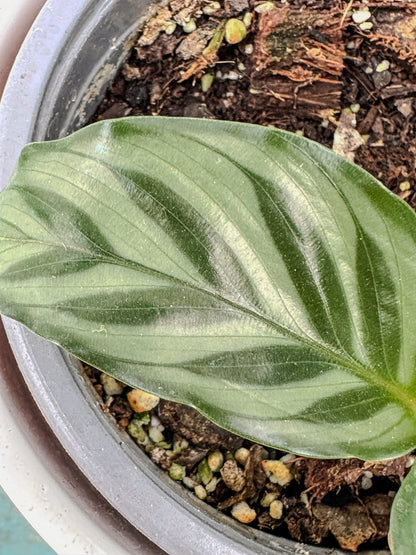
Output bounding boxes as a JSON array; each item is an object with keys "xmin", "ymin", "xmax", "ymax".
[
  {"xmin": 4, "ymin": 195, "xmax": 415, "ymax": 414},
  {"xmin": 25, "ymin": 235, "xmax": 413, "ymax": 414}
]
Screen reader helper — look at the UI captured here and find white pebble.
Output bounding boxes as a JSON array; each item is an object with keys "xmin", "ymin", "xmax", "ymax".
[
  {"xmin": 406, "ymin": 455, "xmax": 415, "ymax": 468},
  {"xmin": 280, "ymin": 453, "xmax": 296, "ymax": 463},
  {"xmin": 361, "ymin": 474, "xmax": 373, "ymax": 490},
  {"xmin": 359, "ymin": 21, "xmax": 373, "ymax": 31},
  {"xmin": 224, "ymin": 71, "xmax": 240, "ymax": 81},
  {"xmin": 148, "ymin": 426, "xmax": 164, "ymax": 443},
  {"xmin": 151, "ymin": 414, "xmax": 162, "ymax": 427},
  {"xmin": 352, "ymin": 9, "xmax": 371, "ymax": 24}
]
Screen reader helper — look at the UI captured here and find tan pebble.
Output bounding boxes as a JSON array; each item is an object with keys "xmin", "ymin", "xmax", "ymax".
[
  {"xmin": 262, "ymin": 460, "xmax": 293, "ymax": 486},
  {"xmin": 205, "ymin": 477, "xmax": 218, "ymax": 493},
  {"xmin": 231, "ymin": 501, "xmax": 256, "ymax": 524},
  {"xmin": 234, "ymin": 447, "xmax": 250, "ymax": 466},
  {"xmin": 207, "ymin": 450, "xmax": 224, "ymax": 472},
  {"xmin": 221, "ymin": 460, "xmax": 246, "ymax": 492},
  {"xmin": 269, "ymin": 499, "xmax": 283, "ymax": 520},
  {"xmin": 127, "ymin": 389, "xmax": 160, "ymax": 412},
  {"xmin": 194, "ymin": 484, "xmax": 207, "ymax": 500},
  {"xmin": 260, "ymin": 492, "xmax": 277, "ymax": 508}
]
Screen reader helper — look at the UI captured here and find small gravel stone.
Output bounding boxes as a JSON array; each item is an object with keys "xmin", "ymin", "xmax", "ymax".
[
  {"xmin": 202, "ymin": 1, "xmax": 221, "ymax": 14},
  {"xmin": 100, "ymin": 374, "xmax": 124, "ymax": 396},
  {"xmin": 406, "ymin": 455, "xmax": 415, "ymax": 468},
  {"xmin": 359, "ymin": 21, "xmax": 373, "ymax": 31},
  {"xmin": 372, "ymin": 70, "xmax": 391, "ymax": 89},
  {"xmin": 183, "ymin": 476, "xmax": 198, "ymax": 489},
  {"xmin": 234, "ymin": 447, "xmax": 250, "ymax": 466},
  {"xmin": 361, "ymin": 474, "xmax": 373, "ymax": 490},
  {"xmin": 261, "ymin": 492, "xmax": 277, "ymax": 508},
  {"xmin": 207, "ymin": 450, "xmax": 224, "ymax": 472},
  {"xmin": 280, "ymin": 453, "xmax": 296, "ymax": 463},
  {"xmin": 269, "ymin": 499, "xmax": 283, "ymax": 520},
  {"xmin": 376, "ymin": 60, "xmax": 390, "ymax": 73},
  {"xmin": 195, "ymin": 484, "xmax": 207, "ymax": 500},
  {"xmin": 243, "ymin": 12, "xmax": 253, "ymax": 28},
  {"xmin": 254, "ymin": 2, "xmax": 274, "ymax": 13},
  {"xmin": 148, "ymin": 425, "xmax": 165, "ymax": 444},
  {"xmin": 221, "ymin": 459, "xmax": 246, "ymax": 492},
  {"xmin": 225, "ymin": 19, "xmax": 247, "ymax": 45},
  {"xmin": 198, "ymin": 458, "xmax": 214, "ymax": 485},
  {"xmin": 150, "ymin": 446, "xmax": 171, "ymax": 470},
  {"xmin": 164, "ymin": 21, "xmax": 177, "ymax": 35},
  {"xmin": 399, "ymin": 181, "xmax": 411, "ymax": 192},
  {"xmin": 223, "ymin": 71, "xmax": 239, "ymax": 81},
  {"xmin": 127, "ymin": 389, "xmax": 160, "ymax": 413},
  {"xmin": 262, "ymin": 460, "xmax": 293, "ymax": 486},
  {"xmin": 201, "ymin": 73, "xmax": 214, "ymax": 92},
  {"xmin": 182, "ymin": 19, "xmax": 196, "ymax": 33},
  {"xmin": 352, "ymin": 9, "xmax": 371, "ymax": 24},
  {"xmin": 127, "ymin": 420, "xmax": 147, "ymax": 442},
  {"xmin": 205, "ymin": 477, "xmax": 219, "ymax": 493},
  {"xmin": 173, "ymin": 436, "xmax": 189, "ymax": 455},
  {"xmin": 169, "ymin": 463, "xmax": 186, "ymax": 480},
  {"xmin": 231, "ymin": 501, "xmax": 257, "ymax": 524}
]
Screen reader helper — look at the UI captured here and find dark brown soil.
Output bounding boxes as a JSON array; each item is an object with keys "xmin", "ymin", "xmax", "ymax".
[{"xmin": 88, "ymin": 0, "xmax": 416, "ymax": 551}]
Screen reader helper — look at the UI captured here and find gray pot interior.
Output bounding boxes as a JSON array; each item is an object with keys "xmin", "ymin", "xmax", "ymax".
[{"xmin": 0, "ymin": 1, "xmax": 388, "ymax": 554}]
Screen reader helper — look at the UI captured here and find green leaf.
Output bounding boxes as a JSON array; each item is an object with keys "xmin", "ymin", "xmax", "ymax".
[
  {"xmin": 1, "ymin": 116, "xmax": 416, "ymax": 459},
  {"xmin": 390, "ymin": 461, "xmax": 416, "ymax": 553}
]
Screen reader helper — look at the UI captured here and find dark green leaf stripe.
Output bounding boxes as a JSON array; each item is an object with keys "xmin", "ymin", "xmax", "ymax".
[{"xmin": 1, "ymin": 116, "xmax": 416, "ymax": 459}]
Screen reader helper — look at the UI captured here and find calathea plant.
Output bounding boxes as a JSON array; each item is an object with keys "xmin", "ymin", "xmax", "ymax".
[{"xmin": 0, "ymin": 116, "xmax": 415, "ymax": 551}]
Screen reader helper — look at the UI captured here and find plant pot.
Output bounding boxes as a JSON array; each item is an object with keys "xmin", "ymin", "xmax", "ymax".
[{"xmin": 0, "ymin": 1, "xmax": 389, "ymax": 553}]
